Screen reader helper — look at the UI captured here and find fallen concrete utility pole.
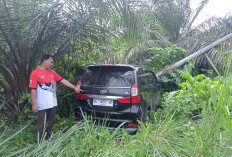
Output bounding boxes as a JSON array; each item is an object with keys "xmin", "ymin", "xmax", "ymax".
[{"xmin": 156, "ymin": 33, "xmax": 232, "ymax": 78}]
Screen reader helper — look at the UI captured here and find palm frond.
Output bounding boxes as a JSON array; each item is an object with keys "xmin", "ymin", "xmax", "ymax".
[{"xmin": 178, "ymin": 16, "xmax": 232, "ymax": 69}]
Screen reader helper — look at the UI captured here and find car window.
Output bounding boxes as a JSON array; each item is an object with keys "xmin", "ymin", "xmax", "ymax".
[
  {"xmin": 81, "ymin": 66, "xmax": 135, "ymax": 87},
  {"xmin": 143, "ymin": 69, "xmax": 157, "ymax": 84},
  {"xmin": 144, "ymin": 73, "xmax": 153, "ymax": 85},
  {"xmin": 137, "ymin": 75, "xmax": 147, "ymax": 86},
  {"xmin": 137, "ymin": 68, "xmax": 148, "ymax": 92}
]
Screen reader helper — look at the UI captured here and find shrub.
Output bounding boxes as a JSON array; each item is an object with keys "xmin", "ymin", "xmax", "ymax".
[{"xmin": 162, "ymin": 71, "xmax": 221, "ymax": 118}]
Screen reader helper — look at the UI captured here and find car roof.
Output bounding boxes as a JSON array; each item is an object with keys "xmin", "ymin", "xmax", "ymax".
[{"xmin": 88, "ymin": 64, "xmax": 141, "ymax": 70}]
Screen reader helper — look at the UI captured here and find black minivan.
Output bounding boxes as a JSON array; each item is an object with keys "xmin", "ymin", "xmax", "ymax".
[{"xmin": 74, "ymin": 64, "xmax": 161, "ymax": 133}]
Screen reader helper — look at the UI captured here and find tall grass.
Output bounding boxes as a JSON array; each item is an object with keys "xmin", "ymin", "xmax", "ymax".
[
  {"xmin": 2, "ymin": 81, "xmax": 232, "ymax": 157},
  {"xmin": 190, "ymin": 76, "xmax": 232, "ymax": 156},
  {"xmin": 2, "ymin": 72, "xmax": 232, "ymax": 156}
]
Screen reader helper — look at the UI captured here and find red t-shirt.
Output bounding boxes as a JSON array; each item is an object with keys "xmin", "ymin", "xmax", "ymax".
[{"xmin": 29, "ymin": 68, "xmax": 63, "ymax": 110}]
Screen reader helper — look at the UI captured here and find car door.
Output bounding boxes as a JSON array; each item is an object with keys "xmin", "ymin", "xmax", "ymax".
[
  {"xmin": 143, "ymin": 69, "xmax": 161, "ymax": 110},
  {"xmin": 136, "ymin": 68, "xmax": 149, "ymax": 122}
]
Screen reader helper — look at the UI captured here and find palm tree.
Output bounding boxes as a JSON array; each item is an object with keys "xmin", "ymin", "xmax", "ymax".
[
  {"xmin": 93, "ymin": 0, "xmax": 210, "ymax": 64},
  {"xmin": 156, "ymin": 32, "xmax": 232, "ymax": 78},
  {"xmin": 107, "ymin": 0, "xmax": 232, "ymax": 74},
  {"xmin": 0, "ymin": 0, "xmax": 118, "ymax": 117},
  {"xmin": 179, "ymin": 16, "xmax": 232, "ymax": 70},
  {"xmin": 0, "ymin": 0, "xmax": 62, "ymax": 115}
]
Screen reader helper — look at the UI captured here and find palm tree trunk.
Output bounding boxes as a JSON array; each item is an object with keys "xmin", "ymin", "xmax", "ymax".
[{"xmin": 156, "ymin": 33, "xmax": 232, "ymax": 78}]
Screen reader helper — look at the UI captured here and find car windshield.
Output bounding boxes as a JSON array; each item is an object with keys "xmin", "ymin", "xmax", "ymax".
[{"xmin": 81, "ymin": 66, "xmax": 135, "ymax": 87}]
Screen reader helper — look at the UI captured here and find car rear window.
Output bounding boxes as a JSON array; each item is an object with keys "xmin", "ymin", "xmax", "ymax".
[{"xmin": 80, "ymin": 66, "xmax": 135, "ymax": 87}]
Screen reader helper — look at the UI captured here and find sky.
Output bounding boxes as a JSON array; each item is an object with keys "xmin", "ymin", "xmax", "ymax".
[{"xmin": 191, "ymin": 0, "xmax": 232, "ymax": 26}]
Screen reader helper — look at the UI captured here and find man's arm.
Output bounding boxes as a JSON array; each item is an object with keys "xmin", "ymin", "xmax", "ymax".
[
  {"xmin": 31, "ymin": 89, "xmax": 38, "ymax": 113},
  {"xmin": 60, "ymin": 79, "xmax": 81, "ymax": 93}
]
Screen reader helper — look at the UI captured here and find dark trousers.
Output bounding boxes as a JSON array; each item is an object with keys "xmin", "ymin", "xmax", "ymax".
[{"xmin": 37, "ymin": 107, "xmax": 56, "ymax": 142}]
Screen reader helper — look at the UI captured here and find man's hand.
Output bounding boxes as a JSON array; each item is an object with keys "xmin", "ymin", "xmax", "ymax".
[
  {"xmin": 60, "ymin": 79, "xmax": 82, "ymax": 93},
  {"xmin": 32, "ymin": 104, "xmax": 38, "ymax": 113},
  {"xmin": 74, "ymin": 87, "xmax": 82, "ymax": 93}
]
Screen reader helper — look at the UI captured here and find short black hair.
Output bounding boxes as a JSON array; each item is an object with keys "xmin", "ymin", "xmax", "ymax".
[{"xmin": 41, "ymin": 54, "xmax": 53, "ymax": 63}]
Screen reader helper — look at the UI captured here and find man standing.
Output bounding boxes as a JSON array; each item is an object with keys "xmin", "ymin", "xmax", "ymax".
[{"xmin": 29, "ymin": 54, "xmax": 81, "ymax": 141}]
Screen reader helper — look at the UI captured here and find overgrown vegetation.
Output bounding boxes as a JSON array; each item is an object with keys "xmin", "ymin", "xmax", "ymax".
[
  {"xmin": 1, "ymin": 72, "xmax": 232, "ymax": 156},
  {"xmin": 1, "ymin": 0, "xmax": 232, "ymax": 156},
  {"xmin": 144, "ymin": 45, "xmax": 196, "ymax": 91}
]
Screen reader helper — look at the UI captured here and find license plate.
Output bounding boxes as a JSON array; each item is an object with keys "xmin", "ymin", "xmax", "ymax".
[{"xmin": 93, "ymin": 99, "xmax": 113, "ymax": 107}]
